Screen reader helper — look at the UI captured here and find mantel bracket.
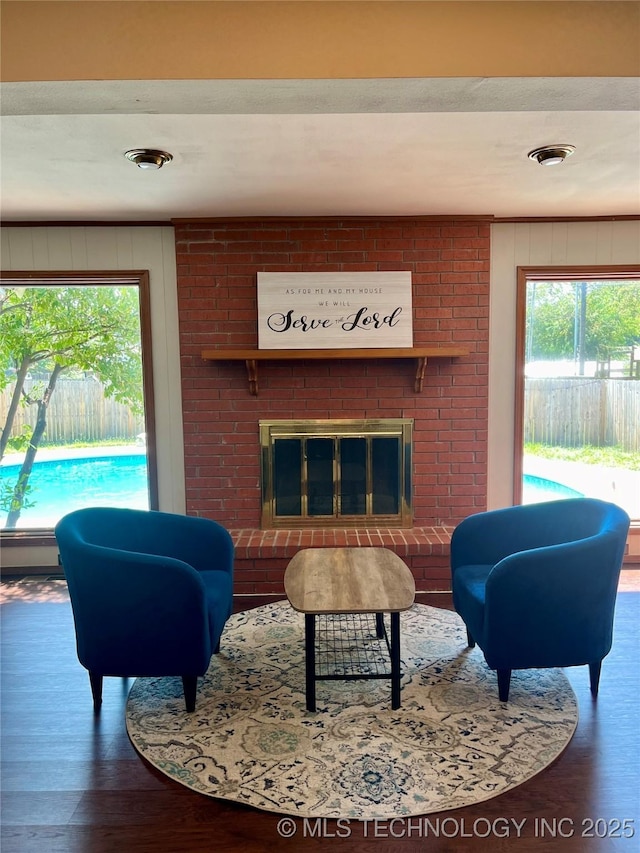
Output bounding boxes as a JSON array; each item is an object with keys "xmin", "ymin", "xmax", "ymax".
[
  {"xmin": 246, "ymin": 359, "xmax": 258, "ymax": 396},
  {"xmin": 415, "ymin": 357, "xmax": 428, "ymax": 393}
]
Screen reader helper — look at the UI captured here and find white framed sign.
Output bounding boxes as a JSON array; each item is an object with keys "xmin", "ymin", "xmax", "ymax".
[{"xmin": 257, "ymin": 272, "xmax": 413, "ymax": 349}]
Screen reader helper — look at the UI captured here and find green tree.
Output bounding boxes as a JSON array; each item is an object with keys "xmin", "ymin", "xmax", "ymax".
[
  {"xmin": 587, "ymin": 282, "xmax": 640, "ymax": 358},
  {"xmin": 527, "ymin": 282, "xmax": 576, "ymax": 360},
  {"xmin": 527, "ymin": 280, "xmax": 640, "ymax": 362},
  {"xmin": 0, "ymin": 284, "xmax": 143, "ymax": 528}
]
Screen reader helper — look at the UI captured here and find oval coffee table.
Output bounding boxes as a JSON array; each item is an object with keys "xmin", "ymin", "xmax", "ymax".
[{"xmin": 284, "ymin": 547, "xmax": 416, "ymax": 711}]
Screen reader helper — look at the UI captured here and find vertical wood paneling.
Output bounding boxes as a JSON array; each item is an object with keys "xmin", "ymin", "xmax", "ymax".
[
  {"xmin": 489, "ymin": 220, "xmax": 640, "ymax": 510},
  {"xmin": 135, "ymin": 227, "xmax": 184, "ymax": 519},
  {"xmin": 45, "ymin": 226, "xmax": 73, "ymax": 268},
  {"xmin": 69, "ymin": 227, "xmax": 89, "ymax": 268},
  {"xmin": 115, "ymin": 228, "xmax": 135, "ymax": 268},
  {"xmin": 595, "ymin": 221, "xmax": 615, "ymax": 264},
  {"xmin": 612, "ymin": 220, "xmax": 640, "ymax": 257},
  {"xmin": 4, "ymin": 229, "xmax": 36, "ymax": 268},
  {"xmin": 85, "ymin": 226, "xmax": 119, "ymax": 268},
  {"xmin": 527, "ymin": 222, "xmax": 553, "ymax": 264},
  {"xmin": 30, "ymin": 229, "xmax": 53, "ymax": 269},
  {"xmin": 0, "ymin": 229, "xmax": 11, "ymax": 267},
  {"xmin": 565, "ymin": 222, "xmax": 599, "ymax": 265},
  {"xmin": 511, "ymin": 222, "xmax": 529, "ymax": 263},
  {"xmin": 488, "ymin": 223, "xmax": 518, "ymax": 508},
  {"xmin": 549, "ymin": 222, "xmax": 569, "ymax": 265}
]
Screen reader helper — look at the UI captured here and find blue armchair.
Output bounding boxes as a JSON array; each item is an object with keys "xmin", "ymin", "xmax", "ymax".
[
  {"xmin": 451, "ymin": 498, "xmax": 629, "ymax": 702},
  {"xmin": 55, "ymin": 507, "xmax": 234, "ymax": 713}
]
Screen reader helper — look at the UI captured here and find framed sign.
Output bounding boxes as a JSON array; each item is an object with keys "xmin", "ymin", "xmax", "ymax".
[{"xmin": 257, "ymin": 272, "xmax": 413, "ymax": 349}]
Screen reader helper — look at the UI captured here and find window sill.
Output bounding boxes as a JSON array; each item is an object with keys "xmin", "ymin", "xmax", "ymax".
[{"xmin": 1, "ymin": 530, "xmax": 56, "ymax": 547}]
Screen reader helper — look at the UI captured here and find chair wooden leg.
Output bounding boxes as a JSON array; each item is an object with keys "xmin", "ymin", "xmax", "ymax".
[
  {"xmin": 589, "ymin": 660, "xmax": 602, "ymax": 697},
  {"xmin": 182, "ymin": 675, "xmax": 198, "ymax": 712},
  {"xmin": 89, "ymin": 671, "xmax": 103, "ymax": 713},
  {"xmin": 466, "ymin": 628, "xmax": 476, "ymax": 648},
  {"xmin": 497, "ymin": 669, "xmax": 511, "ymax": 702}
]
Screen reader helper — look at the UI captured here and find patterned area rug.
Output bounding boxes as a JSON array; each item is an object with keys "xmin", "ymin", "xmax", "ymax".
[{"xmin": 126, "ymin": 601, "xmax": 578, "ymax": 819}]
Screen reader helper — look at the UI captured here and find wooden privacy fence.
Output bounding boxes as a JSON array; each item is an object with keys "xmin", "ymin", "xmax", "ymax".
[
  {"xmin": 524, "ymin": 378, "xmax": 640, "ymax": 452},
  {"xmin": 4, "ymin": 376, "xmax": 637, "ymax": 452},
  {"xmin": 0, "ymin": 378, "xmax": 144, "ymax": 445}
]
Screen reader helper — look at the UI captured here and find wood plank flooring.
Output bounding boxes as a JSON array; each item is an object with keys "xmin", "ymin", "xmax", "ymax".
[{"xmin": 1, "ymin": 577, "xmax": 639, "ymax": 852}]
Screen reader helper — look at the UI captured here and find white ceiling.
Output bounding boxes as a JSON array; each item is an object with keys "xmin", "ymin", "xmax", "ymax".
[{"xmin": 1, "ymin": 77, "xmax": 639, "ymax": 221}]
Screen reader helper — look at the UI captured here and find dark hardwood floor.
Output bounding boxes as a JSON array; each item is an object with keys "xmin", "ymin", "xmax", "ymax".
[{"xmin": 1, "ymin": 575, "xmax": 639, "ymax": 853}]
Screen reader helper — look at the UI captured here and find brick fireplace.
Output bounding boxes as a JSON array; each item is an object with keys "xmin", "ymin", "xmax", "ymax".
[{"xmin": 176, "ymin": 219, "xmax": 489, "ymax": 595}]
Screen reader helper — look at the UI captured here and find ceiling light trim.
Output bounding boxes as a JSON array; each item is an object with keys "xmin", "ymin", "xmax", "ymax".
[
  {"xmin": 528, "ymin": 145, "xmax": 576, "ymax": 166},
  {"xmin": 124, "ymin": 149, "xmax": 173, "ymax": 170}
]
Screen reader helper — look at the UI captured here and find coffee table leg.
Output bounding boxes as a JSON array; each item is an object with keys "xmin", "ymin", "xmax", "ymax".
[
  {"xmin": 305, "ymin": 613, "xmax": 316, "ymax": 712},
  {"xmin": 390, "ymin": 612, "xmax": 401, "ymax": 709},
  {"xmin": 375, "ymin": 612, "xmax": 384, "ymax": 639}
]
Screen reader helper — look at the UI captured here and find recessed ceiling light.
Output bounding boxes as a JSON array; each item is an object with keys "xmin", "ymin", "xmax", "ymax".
[
  {"xmin": 124, "ymin": 149, "xmax": 173, "ymax": 170},
  {"xmin": 527, "ymin": 145, "xmax": 576, "ymax": 166}
]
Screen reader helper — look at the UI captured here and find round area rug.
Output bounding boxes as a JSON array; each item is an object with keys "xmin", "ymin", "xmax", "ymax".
[{"xmin": 126, "ymin": 601, "xmax": 578, "ymax": 819}]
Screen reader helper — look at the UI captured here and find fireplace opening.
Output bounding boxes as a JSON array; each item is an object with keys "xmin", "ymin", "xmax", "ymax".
[{"xmin": 260, "ymin": 419, "xmax": 413, "ymax": 528}]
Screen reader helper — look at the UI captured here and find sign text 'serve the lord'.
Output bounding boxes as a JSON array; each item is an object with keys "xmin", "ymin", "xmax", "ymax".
[{"xmin": 267, "ymin": 306, "xmax": 403, "ymax": 334}]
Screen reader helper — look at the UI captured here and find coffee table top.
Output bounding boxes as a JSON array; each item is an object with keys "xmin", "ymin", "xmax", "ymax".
[{"xmin": 284, "ymin": 547, "xmax": 416, "ymax": 615}]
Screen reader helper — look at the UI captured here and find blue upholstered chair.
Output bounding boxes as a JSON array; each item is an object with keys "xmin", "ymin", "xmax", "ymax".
[
  {"xmin": 450, "ymin": 498, "xmax": 629, "ymax": 702},
  {"xmin": 55, "ymin": 507, "xmax": 234, "ymax": 713}
]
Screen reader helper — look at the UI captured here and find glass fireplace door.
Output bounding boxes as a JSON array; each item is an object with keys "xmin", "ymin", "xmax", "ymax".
[{"xmin": 261, "ymin": 419, "xmax": 412, "ymax": 528}]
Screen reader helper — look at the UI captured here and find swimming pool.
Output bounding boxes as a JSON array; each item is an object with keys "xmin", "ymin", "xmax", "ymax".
[
  {"xmin": 1, "ymin": 451, "xmax": 583, "ymax": 529},
  {"xmin": 0, "ymin": 452, "xmax": 149, "ymax": 529},
  {"xmin": 523, "ymin": 474, "xmax": 583, "ymax": 503}
]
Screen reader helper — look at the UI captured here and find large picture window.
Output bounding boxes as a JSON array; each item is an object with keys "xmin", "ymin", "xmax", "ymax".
[
  {"xmin": 515, "ymin": 266, "xmax": 639, "ymax": 523},
  {"xmin": 0, "ymin": 271, "xmax": 158, "ymax": 533}
]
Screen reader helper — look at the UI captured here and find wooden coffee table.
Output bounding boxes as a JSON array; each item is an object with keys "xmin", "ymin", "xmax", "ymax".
[{"xmin": 284, "ymin": 547, "xmax": 416, "ymax": 711}]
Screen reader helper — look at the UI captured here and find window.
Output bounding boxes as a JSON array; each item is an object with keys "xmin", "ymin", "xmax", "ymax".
[
  {"xmin": 515, "ymin": 266, "xmax": 639, "ymax": 522},
  {"xmin": 0, "ymin": 272, "xmax": 158, "ymax": 533}
]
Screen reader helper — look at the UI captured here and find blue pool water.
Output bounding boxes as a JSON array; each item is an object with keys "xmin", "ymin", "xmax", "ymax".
[
  {"xmin": 523, "ymin": 474, "xmax": 583, "ymax": 503},
  {"xmin": 1, "ymin": 451, "xmax": 583, "ymax": 528},
  {"xmin": 0, "ymin": 452, "xmax": 149, "ymax": 529}
]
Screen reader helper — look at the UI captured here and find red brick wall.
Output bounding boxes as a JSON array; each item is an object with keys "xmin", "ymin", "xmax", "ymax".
[{"xmin": 176, "ymin": 218, "xmax": 489, "ymax": 593}]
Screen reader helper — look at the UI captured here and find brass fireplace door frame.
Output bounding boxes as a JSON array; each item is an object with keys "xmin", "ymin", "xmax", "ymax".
[{"xmin": 259, "ymin": 418, "xmax": 413, "ymax": 529}]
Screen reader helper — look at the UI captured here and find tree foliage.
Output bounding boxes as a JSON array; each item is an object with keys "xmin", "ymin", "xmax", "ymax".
[
  {"xmin": 527, "ymin": 280, "xmax": 640, "ymax": 362},
  {"xmin": 0, "ymin": 284, "xmax": 143, "ymax": 527}
]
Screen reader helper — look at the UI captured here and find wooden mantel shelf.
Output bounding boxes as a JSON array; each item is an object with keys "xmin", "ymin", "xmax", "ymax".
[{"xmin": 201, "ymin": 346, "xmax": 469, "ymax": 395}]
